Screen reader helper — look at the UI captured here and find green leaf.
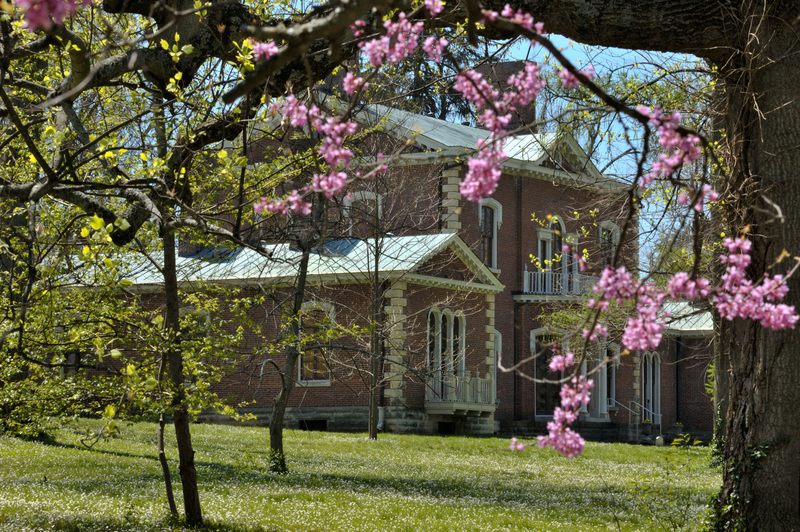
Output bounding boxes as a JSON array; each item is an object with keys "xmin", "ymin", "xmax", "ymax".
[
  {"xmin": 110, "ymin": 349, "xmax": 122, "ymax": 359},
  {"xmin": 181, "ymin": 44, "xmax": 194, "ymax": 55},
  {"xmin": 114, "ymin": 218, "xmax": 131, "ymax": 231},
  {"xmin": 90, "ymin": 215, "xmax": 104, "ymax": 231},
  {"xmin": 144, "ymin": 377, "xmax": 158, "ymax": 391},
  {"xmin": 160, "ymin": 39, "xmax": 169, "ymax": 50}
]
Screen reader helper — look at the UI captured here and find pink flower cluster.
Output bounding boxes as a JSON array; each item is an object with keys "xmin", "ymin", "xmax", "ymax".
[
  {"xmin": 587, "ymin": 236, "xmax": 797, "ymax": 353},
  {"xmin": 679, "ymin": 184, "xmax": 719, "ymax": 212},
  {"xmin": 422, "ymin": 36, "xmax": 449, "ymax": 63},
  {"xmin": 639, "ymin": 106, "xmax": 702, "ymax": 188},
  {"xmin": 424, "ymin": 0, "xmax": 445, "ymax": 17},
  {"xmin": 536, "ymin": 348, "xmax": 594, "ymax": 459},
  {"xmin": 17, "ymin": 0, "xmax": 90, "ymax": 31},
  {"xmin": 343, "ymin": 72, "xmax": 369, "ymax": 95},
  {"xmin": 510, "ymin": 437, "xmax": 525, "ymax": 451},
  {"xmin": 713, "ymin": 238, "xmax": 798, "ymax": 330},
  {"xmin": 251, "ymin": 40, "xmax": 279, "ymax": 61},
  {"xmin": 255, "ymin": 95, "xmax": 373, "ymax": 215},
  {"xmin": 453, "ymin": 60, "xmax": 546, "ymax": 201},
  {"xmin": 558, "ymin": 64, "xmax": 596, "ymax": 89},
  {"xmin": 359, "ymin": 13, "xmax": 424, "ymax": 67}
]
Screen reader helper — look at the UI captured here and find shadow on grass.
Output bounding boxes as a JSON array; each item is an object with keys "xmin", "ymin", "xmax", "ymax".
[{"xmin": 0, "ymin": 511, "xmax": 283, "ymax": 532}]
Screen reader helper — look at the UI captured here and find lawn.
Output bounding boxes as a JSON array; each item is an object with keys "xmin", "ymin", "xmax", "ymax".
[{"xmin": 0, "ymin": 421, "xmax": 721, "ymax": 531}]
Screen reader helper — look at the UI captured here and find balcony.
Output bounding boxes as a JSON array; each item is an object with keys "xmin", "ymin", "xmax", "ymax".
[
  {"xmin": 522, "ymin": 267, "xmax": 597, "ymax": 296},
  {"xmin": 425, "ymin": 372, "xmax": 496, "ymax": 416}
]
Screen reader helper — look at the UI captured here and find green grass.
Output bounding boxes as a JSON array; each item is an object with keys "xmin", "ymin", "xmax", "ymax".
[{"xmin": 0, "ymin": 421, "xmax": 721, "ymax": 531}]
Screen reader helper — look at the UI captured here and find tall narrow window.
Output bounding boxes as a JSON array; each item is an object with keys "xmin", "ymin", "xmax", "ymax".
[
  {"xmin": 427, "ymin": 308, "xmax": 443, "ymax": 399},
  {"xmin": 452, "ymin": 312, "xmax": 466, "ymax": 377},
  {"xmin": 532, "ymin": 331, "xmax": 561, "ymax": 416},
  {"xmin": 481, "ymin": 205, "xmax": 494, "ymax": 267},
  {"xmin": 599, "ymin": 222, "xmax": 619, "ymax": 269},
  {"xmin": 641, "ymin": 351, "xmax": 661, "ymax": 424},
  {"xmin": 479, "ymin": 199, "xmax": 502, "ymax": 270},
  {"xmin": 299, "ymin": 302, "xmax": 334, "ymax": 383}
]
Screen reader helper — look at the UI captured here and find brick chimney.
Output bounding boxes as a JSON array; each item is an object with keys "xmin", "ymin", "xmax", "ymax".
[{"xmin": 473, "ymin": 61, "xmax": 537, "ymax": 133}]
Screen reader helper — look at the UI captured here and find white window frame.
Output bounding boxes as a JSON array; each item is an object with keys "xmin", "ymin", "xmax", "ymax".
[
  {"xmin": 641, "ymin": 351, "xmax": 661, "ymax": 424},
  {"xmin": 599, "ymin": 221, "xmax": 620, "ymax": 269},
  {"xmin": 344, "ymin": 191, "xmax": 383, "ymax": 236},
  {"xmin": 478, "ymin": 198, "xmax": 502, "ymax": 270},
  {"xmin": 493, "ymin": 329, "xmax": 502, "ymax": 403},
  {"xmin": 530, "ymin": 327, "xmax": 565, "ymax": 419},
  {"xmin": 298, "ymin": 301, "xmax": 335, "ymax": 386}
]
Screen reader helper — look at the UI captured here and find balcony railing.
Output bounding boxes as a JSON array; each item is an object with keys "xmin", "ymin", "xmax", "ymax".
[
  {"xmin": 425, "ymin": 372, "xmax": 495, "ymax": 415},
  {"xmin": 522, "ymin": 267, "xmax": 597, "ymax": 295}
]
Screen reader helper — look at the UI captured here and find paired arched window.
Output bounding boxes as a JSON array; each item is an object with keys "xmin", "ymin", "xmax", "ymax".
[
  {"xmin": 427, "ymin": 307, "xmax": 466, "ymax": 399},
  {"xmin": 533, "ymin": 215, "xmax": 580, "ymax": 294}
]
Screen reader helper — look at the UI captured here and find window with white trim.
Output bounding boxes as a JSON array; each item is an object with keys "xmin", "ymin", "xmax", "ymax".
[
  {"xmin": 299, "ymin": 302, "xmax": 334, "ymax": 383},
  {"xmin": 479, "ymin": 198, "xmax": 502, "ymax": 269},
  {"xmin": 427, "ymin": 307, "xmax": 466, "ymax": 399},
  {"xmin": 593, "ymin": 343, "xmax": 620, "ymax": 418},
  {"xmin": 599, "ymin": 221, "xmax": 620, "ymax": 269},
  {"xmin": 641, "ymin": 351, "xmax": 661, "ymax": 424},
  {"xmin": 493, "ymin": 330, "xmax": 502, "ymax": 403},
  {"xmin": 531, "ymin": 328, "xmax": 561, "ymax": 417},
  {"xmin": 344, "ymin": 191, "xmax": 382, "ymax": 238}
]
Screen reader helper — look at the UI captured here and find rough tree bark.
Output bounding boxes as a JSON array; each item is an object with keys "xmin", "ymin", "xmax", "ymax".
[{"xmin": 484, "ymin": 1, "xmax": 800, "ymax": 529}]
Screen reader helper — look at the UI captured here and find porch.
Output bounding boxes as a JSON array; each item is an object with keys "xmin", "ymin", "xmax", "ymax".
[
  {"xmin": 521, "ymin": 267, "xmax": 597, "ymax": 295},
  {"xmin": 425, "ymin": 372, "xmax": 496, "ymax": 416}
]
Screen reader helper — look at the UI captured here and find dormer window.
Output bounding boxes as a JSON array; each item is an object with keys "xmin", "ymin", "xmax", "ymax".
[{"xmin": 344, "ymin": 191, "xmax": 382, "ymax": 238}]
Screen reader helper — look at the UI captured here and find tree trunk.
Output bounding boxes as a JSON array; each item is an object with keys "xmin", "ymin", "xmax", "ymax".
[
  {"xmin": 713, "ymin": 10, "xmax": 800, "ymax": 530},
  {"xmin": 268, "ymin": 247, "xmax": 311, "ymax": 473},
  {"xmin": 368, "ymin": 230, "xmax": 382, "ymax": 441},
  {"xmin": 162, "ymin": 229, "xmax": 203, "ymax": 525}
]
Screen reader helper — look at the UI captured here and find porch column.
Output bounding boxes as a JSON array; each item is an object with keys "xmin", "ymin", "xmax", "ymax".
[{"xmin": 383, "ymin": 282, "xmax": 407, "ymax": 407}]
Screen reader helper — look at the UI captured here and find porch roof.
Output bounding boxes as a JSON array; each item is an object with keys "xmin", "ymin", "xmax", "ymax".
[{"xmin": 115, "ymin": 233, "xmax": 504, "ymax": 293}]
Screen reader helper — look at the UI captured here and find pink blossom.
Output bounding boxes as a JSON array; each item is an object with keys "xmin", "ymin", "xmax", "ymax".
[
  {"xmin": 252, "ymin": 41, "xmax": 279, "ymax": 61},
  {"xmin": 17, "ymin": 0, "xmax": 90, "ymax": 31},
  {"xmin": 422, "ymin": 36, "xmax": 448, "ymax": 63},
  {"xmin": 549, "ymin": 352, "xmax": 575, "ymax": 372},
  {"xmin": 349, "ymin": 19, "xmax": 366, "ymax": 37},
  {"xmin": 424, "ymin": 0, "xmax": 444, "ymax": 16},
  {"xmin": 510, "ymin": 437, "xmax": 525, "ymax": 451},
  {"xmin": 343, "ymin": 72, "xmax": 368, "ymax": 95},
  {"xmin": 359, "ymin": 13, "xmax": 424, "ymax": 67}
]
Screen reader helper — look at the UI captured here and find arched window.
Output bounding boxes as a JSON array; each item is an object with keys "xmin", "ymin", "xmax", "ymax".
[
  {"xmin": 453, "ymin": 311, "xmax": 466, "ymax": 377},
  {"xmin": 299, "ymin": 302, "xmax": 335, "ymax": 383},
  {"xmin": 344, "ymin": 190, "xmax": 382, "ymax": 238},
  {"xmin": 479, "ymin": 198, "xmax": 502, "ymax": 269},
  {"xmin": 427, "ymin": 308, "xmax": 442, "ymax": 397}
]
